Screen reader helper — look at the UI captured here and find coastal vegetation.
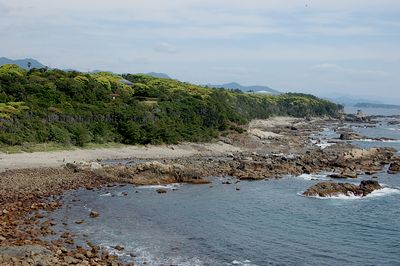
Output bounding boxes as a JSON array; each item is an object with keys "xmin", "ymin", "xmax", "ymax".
[{"xmin": 0, "ymin": 64, "xmax": 342, "ymax": 148}]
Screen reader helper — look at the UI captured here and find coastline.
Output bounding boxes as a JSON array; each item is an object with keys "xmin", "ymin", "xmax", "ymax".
[{"xmin": 1, "ymin": 115, "xmax": 399, "ymax": 265}]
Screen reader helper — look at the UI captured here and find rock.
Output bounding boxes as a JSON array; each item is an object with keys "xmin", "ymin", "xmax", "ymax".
[
  {"xmin": 359, "ymin": 180, "xmax": 381, "ymax": 195},
  {"xmin": 303, "ymin": 180, "xmax": 381, "ymax": 197},
  {"xmin": 156, "ymin": 188, "xmax": 167, "ymax": 194},
  {"xmin": 0, "ymin": 236, "xmax": 6, "ymax": 242},
  {"xmin": 114, "ymin": 245, "xmax": 124, "ymax": 251},
  {"xmin": 329, "ymin": 170, "xmax": 357, "ymax": 179},
  {"xmin": 90, "ymin": 162, "xmax": 103, "ymax": 170},
  {"xmin": 303, "ymin": 182, "xmax": 361, "ymax": 197},
  {"xmin": 388, "ymin": 162, "xmax": 400, "ymax": 174},
  {"xmin": 64, "ymin": 256, "xmax": 79, "ymax": 264},
  {"xmin": 339, "ymin": 132, "xmax": 362, "ymax": 140},
  {"xmin": 75, "ymin": 220, "xmax": 85, "ymax": 224},
  {"xmin": 89, "ymin": 211, "xmax": 99, "ymax": 218}
]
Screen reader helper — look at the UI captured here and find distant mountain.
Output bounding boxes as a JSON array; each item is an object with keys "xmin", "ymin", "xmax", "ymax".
[
  {"xmin": 354, "ymin": 102, "xmax": 400, "ymax": 110},
  {"xmin": 323, "ymin": 96, "xmax": 382, "ymax": 106},
  {"xmin": 207, "ymin": 82, "xmax": 280, "ymax": 94},
  {"xmin": 145, "ymin": 72, "xmax": 171, "ymax": 79},
  {"xmin": 0, "ymin": 57, "xmax": 46, "ymax": 69}
]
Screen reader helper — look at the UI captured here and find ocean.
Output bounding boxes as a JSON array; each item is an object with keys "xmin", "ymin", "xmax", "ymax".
[{"xmin": 49, "ymin": 109, "xmax": 400, "ymax": 266}]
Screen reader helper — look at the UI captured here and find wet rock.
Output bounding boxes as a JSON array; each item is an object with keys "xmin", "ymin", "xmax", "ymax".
[
  {"xmin": 388, "ymin": 162, "xmax": 400, "ymax": 174},
  {"xmin": 359, "ymin": 180, "xmax": 381, "ymax": 195},
  {"xmin": 339, "ymin": 132, "xmax": 362, "ymax": 140},
  {"xmin": 303, "ymin": 180, "xmax": 381, "ymax": 197},
  {"xmin": 156, "ymin": 188, "xmax": 167, "ymax": 194},
  {"xmin": 114, "ymin": 245, "xmax": 124, "ymax": 251},
  {"xmin": 89, "ymin": 211, "xmax": 99, "ymax": 218},
  {"xmin": 75, "ymin": 220, "xmax": 85, "ymax": 224},
  {"xmin": 329, "ymin": 170, "xmax": 357, "ymax": 179}
]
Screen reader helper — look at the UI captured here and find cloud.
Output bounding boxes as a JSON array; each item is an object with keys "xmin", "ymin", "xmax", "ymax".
[
  {"xmin": 313, "ymin": 63, "xmax": 390, "ymax": 77},
  {"xmin": 154, "ymin": 42, "xmax": 178, "ymax": 54},
  {"xmin": 0, "ymin": 0, "xmax": 399, "ymax": 102}
]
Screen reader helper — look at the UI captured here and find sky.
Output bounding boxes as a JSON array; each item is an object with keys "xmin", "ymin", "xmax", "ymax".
[{"xmin": 1, "ymin": 0, "xmax": 399, "ymax": 103}]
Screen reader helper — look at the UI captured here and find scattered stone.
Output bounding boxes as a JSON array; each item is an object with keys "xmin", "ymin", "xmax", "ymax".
[
  {"xmin": 113, "ymin": 245, "xmax": 124, "ymax": 251},
  {"xmin": 89, "ymin": 211, "xmax": 99, "ymax": 218},
  {"xmin": 75, "ymin": 220, "xmax": 85, "ymax": 224},
  {"xmin": 156, "ymin": 188, "xmax": 167, "ymax": 194}
]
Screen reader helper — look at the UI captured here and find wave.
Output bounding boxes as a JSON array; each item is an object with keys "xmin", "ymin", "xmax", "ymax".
[
  {"xmin": 295, "ymin": 173, "xmax": 331, "ymax": 181},
  {"xmin": 299, "ymin": 187, "xmax": 400, "ymax": 200},
  {"xmin": 102, "ymin": 244, "xmax": 210, "ymax": 266},
  {"xmin": 354, "ymin": 139, "xmax": 400, "ymax": 143},
  {"xmin": 232, "ymin": 259, "xmax": 258, "ymax": 266},
  {"xmin": 136, "ymin": 184, "xmax": 182, "ymax": 190}
]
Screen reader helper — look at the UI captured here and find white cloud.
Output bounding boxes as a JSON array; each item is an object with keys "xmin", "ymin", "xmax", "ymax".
[
  {"xmin": 154, "ymin": 42, "xmax": 179, "ymax": 54},
  {"xmin": 313, "ymin": 63, "xmax": 390, "ymax": 77}
]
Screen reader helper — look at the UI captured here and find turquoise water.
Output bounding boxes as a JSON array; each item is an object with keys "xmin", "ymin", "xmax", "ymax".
[{"xmin": 49, "ymin": 114, "xmax": 400, "ymax": 266}]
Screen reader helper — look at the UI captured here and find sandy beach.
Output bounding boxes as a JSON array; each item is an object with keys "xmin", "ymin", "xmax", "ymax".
[{"xmin": 0, "ymin": 117, "xmax": 304, "ymax": 171}]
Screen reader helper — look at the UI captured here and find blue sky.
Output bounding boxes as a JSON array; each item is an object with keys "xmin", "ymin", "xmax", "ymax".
[{"xmin": 1, "ymin": 0, "xmax": 399, "ymax": 103}]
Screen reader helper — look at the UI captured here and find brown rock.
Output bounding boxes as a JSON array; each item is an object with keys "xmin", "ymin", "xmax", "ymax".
[
  {"xmin": 89, "ymin": 211, "xmax": 99, "ymax": 218},
  {"xmin": 303, "ymin": 180, "xmax": 381, "ymax": 197},
  {"xmin": 388, "ymin": 162, "xmax": 400, "ymax": 174},
  {"xmin": 359, "ymin": 180, "xmax": 381, "ymax": 195},
  {"xmin": 114, "ymin": 245, "xmax": 124, "ymax": 251},
  {"xmin": 156, "ymin": 188, "xmax": 167, "ymax": 194}
]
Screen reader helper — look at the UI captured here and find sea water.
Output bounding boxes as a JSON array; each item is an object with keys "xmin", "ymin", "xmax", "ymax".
[{"xmin": 49, "ymin": 114, "xmax": 400, "ymax": 266}]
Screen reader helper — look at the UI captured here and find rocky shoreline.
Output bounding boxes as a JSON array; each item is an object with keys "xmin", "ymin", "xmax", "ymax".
[{"xmin": 1, "ymin": 115, "xmax": 399, "ymax": 265}]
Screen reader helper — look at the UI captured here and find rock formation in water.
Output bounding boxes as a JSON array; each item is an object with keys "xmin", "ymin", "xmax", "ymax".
[{"xmin": 303, "ymin": 180, "xmax": 381, "ymax": 197}]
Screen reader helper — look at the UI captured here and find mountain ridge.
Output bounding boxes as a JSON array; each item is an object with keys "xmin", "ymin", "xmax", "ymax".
[
  {"xmin": 0, "ymin": 57, "xmax": 46, "ymax": 69},
  {"xmin": 207, "ymin": 82, "xmax": 280, "ymax": 94}
]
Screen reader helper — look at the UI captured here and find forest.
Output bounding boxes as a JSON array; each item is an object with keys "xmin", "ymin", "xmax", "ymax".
[{"xmin": 0, "ymin": 64, "xmax": 343, "ymax": 148}]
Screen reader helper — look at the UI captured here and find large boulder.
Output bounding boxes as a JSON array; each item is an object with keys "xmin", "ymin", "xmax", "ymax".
[
  {"xmin": 359, "ymin": 180, "xmax": 381, "ymax": 195},
  {"xmin": 303, "ymin": 180, "xmax": 381, "ymax": 197}
]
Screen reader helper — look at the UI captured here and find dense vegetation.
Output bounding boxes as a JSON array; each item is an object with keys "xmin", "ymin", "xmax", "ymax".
[{"xmin": 0, "ymin": 64, "xmax": 342, "ymax": 147}]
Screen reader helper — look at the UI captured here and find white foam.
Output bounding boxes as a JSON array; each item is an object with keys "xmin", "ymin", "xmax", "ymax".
[
  {"xmin": 296, "ymin": 173, "xmax": 330, "ymax": 181},
  {"xmin": 300, "ymin": 187, "xmax": 400, "ymax": 200},
  {"xmin": 386, "ymin": 127, "xmax": 400, "ymax": 131},
  {"xmin": 354, "ymin": 139, "xmax": 400, "ymax": 143},
  {"xmin": 232, "ymin": 259, "xmax": 258, "ymax": 266},
  {"xmin": 100, "ymin": 192, "xmax": 112, "ymax": 197},
  {"xmin": 365, "ymin": 187, "xmax": 400, "ymax": 198},
  {"xmin": 136, "ymin": 183, "xmax": 182, "ymax": 190}
]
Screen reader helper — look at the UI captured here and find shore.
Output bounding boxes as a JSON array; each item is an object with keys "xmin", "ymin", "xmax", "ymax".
[
  {"xmin": 0, "ymin": 116, "xmax": 304, "ymax": 172},
  {"xmin": 1, "ymin": 116, "xmax": 399, "ymax": 265}
]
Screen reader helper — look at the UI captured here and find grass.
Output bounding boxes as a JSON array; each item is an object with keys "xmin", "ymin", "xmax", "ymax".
[{"xmin": 0, "ymin": 142, "xmax": 127, "ymax": 154}]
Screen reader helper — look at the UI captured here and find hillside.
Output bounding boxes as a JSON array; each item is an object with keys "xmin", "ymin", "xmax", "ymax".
[
  {"xmin": 0, "ymin": 57, "xmax": 46, "ymax": 69},
  {"xmin": 0, "ymin": 64, "xmax": 342, "ymax": 147},
  {"xmin": 208, "ymin": 82, "xmax": 280, "ymax": 94}
]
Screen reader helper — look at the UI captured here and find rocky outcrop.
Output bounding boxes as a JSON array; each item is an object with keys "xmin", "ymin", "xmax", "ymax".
[
  {"xmin": 103, "ymin": 161, "xmax": 209, "ymax": 185},
  {"xmin": 303, "ymin": 180, "xmax": 381, "ymax": 197}
]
